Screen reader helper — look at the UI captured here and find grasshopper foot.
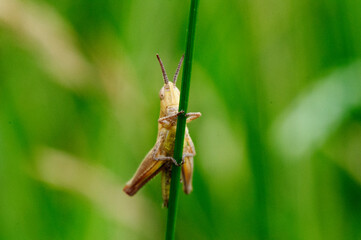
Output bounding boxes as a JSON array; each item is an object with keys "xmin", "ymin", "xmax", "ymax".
[
  {"xmin": 177, "ymin": 110, "xmax": 185, "ymax": 115},
  {"xmin": 155, "ymin": 156, "xmax": 183, "ymax": 167},
  {"xmin": 170, "ymin": 157, "xmax": 181, "ymax": 167},
  {"xmin": 182, "ymin": 153, "xmax": 194, "ymax": 163}
]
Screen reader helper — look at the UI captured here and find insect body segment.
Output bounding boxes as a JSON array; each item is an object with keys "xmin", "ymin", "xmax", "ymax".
[{"xmin": 123, "ymin": 54, "xmax": 201, "ymax": 207}]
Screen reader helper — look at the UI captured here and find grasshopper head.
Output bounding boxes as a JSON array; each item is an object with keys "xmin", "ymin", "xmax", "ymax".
[{"xmin": 156, "ymin": 54, "xmax": 184, "ymax": 116}]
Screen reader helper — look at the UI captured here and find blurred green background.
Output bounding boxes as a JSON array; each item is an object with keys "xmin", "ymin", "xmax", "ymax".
[{"xmin": 1, "ymin": 0, "xmax": 361, "ymax": 239}]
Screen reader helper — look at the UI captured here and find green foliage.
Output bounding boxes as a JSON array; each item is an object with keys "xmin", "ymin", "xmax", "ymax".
[{"xmin": 0, "ymin": 0, "xmax": 361, "ymax": 239}]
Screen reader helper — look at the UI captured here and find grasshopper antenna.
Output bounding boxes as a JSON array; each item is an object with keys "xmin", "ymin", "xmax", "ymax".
[
  {"xmin": 173, "ymin": 55, "xmax": 184, "ymax": 84},
  {"xmin": 156, "ymin": 54, "xmax": 169, "ymax": 84}
]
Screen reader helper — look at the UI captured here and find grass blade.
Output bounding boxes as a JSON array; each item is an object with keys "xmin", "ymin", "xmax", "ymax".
[{"xmin": 165, "ymin": 0, "xmax": 199, "ymax": 239}]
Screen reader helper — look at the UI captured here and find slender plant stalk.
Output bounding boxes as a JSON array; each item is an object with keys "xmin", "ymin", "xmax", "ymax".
[{"xmin": 165, "ymin": 0, "xmax": 199, "ymax": 239}]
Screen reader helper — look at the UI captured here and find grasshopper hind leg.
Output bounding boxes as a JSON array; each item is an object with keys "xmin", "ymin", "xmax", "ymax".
[
  {"xmin": 161, "ymin": 162, "xmax": 172, "ymax": 207},
  {"xmin": 123, "ymin": 149, "xmax": 165, "ymax": 196},
  {"xmin": 181, "ymin": 129, "xmax": 196, "ymax": 194}
]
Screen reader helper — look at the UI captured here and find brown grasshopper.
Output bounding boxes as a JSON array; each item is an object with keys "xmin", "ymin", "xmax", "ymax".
[{"xmin": 123, "ymin": 54, "xmax": 201, "ymax": 207}]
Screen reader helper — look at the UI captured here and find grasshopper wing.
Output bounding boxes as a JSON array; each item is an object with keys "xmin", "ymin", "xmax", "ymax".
[{"xmin": 123, "ymin": 149, "xmax": 165, "ymax": 196}]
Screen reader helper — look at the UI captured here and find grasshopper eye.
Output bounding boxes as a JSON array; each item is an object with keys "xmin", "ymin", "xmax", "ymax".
[{"xmin": 159, "ymin": 88, "xmax": 165, "ymax": 100}]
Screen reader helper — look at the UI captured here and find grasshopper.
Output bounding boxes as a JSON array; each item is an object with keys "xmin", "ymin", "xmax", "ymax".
[{"xmin": 123, "ymin": 54, "xmax": 201, "ymax": 207}]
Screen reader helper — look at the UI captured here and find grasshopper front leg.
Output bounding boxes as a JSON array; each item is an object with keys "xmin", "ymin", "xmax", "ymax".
[
  {"xmin": 158, "ymin": 110, "xmax": 184, "ymax": 128},
  {"xmin": 158, "ymin": 111, "xmax": 201, "ymax": 127},
  {"xmin": 186, "ymin": 112, "xmax": 202, "ymax": 123}
]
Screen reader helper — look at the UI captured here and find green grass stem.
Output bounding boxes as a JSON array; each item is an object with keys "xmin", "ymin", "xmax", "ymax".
[{"xmin": 165, "ymin": 0, "xmax": 199, "ymax": 239}]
